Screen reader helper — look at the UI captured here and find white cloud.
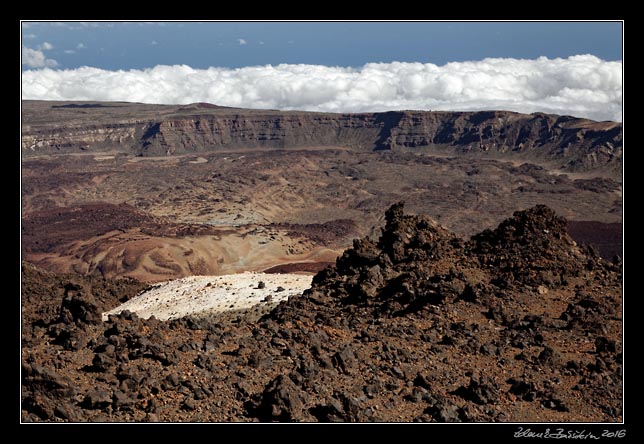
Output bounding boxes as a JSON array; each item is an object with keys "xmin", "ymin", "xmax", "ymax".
[
  {"xmin": 77, "ymin": 43, "xmax": 86, "ymax": 49},
  {"xmin": 20, "ymin": 55, "xmax": 623, "ymax": 122},
  {"xmin": 64, "ymin": 50, "xmax": 76, "ymax": 54},
  {"xmin": 151, "ymin": 40, "xmax": 158, "ymax": 46},
  {"xmin": 78, "ymin": 22, "xmax": 102, "ymax": 28},
  {"xmin": 40, "ymin": 41, "xmax": 54, "ymax": 50},
  {"xmin": 21, "ymin": 46, "xmax": 58, "ymax": 68},
  {"xmin": 23, "ymin": 33, "xmax": 36, "ymax": 39},
  {"xmin": 237, "ymin": 38, "xmax": 247, "ymax": 45},
  {"xmin": 259, "ymin": 41, "xmax": 265, "ymax": 45}
]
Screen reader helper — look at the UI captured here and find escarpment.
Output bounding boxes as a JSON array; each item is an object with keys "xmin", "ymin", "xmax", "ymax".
[{"xmin": 22, "ymin": 101, "xmax": 621, "ymax": 173}]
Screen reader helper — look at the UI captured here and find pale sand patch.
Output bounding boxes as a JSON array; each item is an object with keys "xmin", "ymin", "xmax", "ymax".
[
  {"xmin": 188, "ymin": 157, "xmax": 208, "ymax": 164},
  {"xmin": 101, "ymin": 271, "xmax": 312, "ymax": 321}
]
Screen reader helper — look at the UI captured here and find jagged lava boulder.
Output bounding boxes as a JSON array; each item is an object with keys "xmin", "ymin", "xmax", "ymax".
[{"xmin": 470, "ymin": 205, "xmax": 592, "ymax": 288}]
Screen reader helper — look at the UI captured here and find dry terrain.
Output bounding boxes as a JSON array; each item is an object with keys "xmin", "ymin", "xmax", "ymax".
[
  {"xmin": 20, "ymin": 101, "xmax": 623, "ymax": 424},
  {"xmin": 22, "ymin": 142, "xmax": 621, "ymax": 282},
  {"xmin": 21, "ymin": 204, "xmax": 622, "ymax": 422},
  {"xmin": 22, "ymin": 101, "xmax": 622, "ymax": 284}
]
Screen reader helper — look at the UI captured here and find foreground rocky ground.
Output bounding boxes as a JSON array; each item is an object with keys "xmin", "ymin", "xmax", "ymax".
[{"xmin": 21, "ymin": 204, "xmax": 622, "ymax": 422}]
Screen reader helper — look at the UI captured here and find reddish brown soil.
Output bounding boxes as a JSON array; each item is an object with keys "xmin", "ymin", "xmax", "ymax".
[
  {"xmin": 22, "ymin": 203, "xmax": 156, "ymax": 253},
  {"xmin": 263, "ymin": 262, "xmax": 335, "ymax": 274},
  {"xmin": 268, "ymin": 220, "xmax": 359, "ymax": 246},
  {"xmin": 567, "ymin": 221, "xmax": 622, "ymax": 260},
  {"xmin": 21, "ymin": 203, "xmax": 231, "ymax": 255},
  {"xmin": 21, "ymin": 205, "xmax": 622, "ymax": 423}
]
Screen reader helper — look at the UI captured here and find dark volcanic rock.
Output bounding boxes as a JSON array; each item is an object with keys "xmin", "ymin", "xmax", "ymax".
[
  {"xmin": 82, "ymin": 388, "xmax": 113, "ymax": 410},
  {"xmin": 303, "ymin": 201, "xmax": 470, "ymax": 316},
  {"xmin": 254, "ymin": 375, "xmax": 310, "ymax": 422},
  {"xmin": 21, "ymin": 203, "xmax": 622, "ymax": 423},
  {"xmin": 471, "ymin": 205, "xmax": 587, "ymax": 288},
  {"xmin": 453, "ymin": 376, "xmax": 500, "ymax": 405},
  {"xmin": 59, "ymin": 282, "xmax": 102, "ymax": 325},
  {"xmin": 423, "ymin": 396, "xmax": 465, "ymax": 423}
]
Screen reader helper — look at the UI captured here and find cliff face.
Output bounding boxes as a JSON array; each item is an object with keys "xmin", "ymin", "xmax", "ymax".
[
  {"xmin": 22, "ymin": 122, "xmax": 143, "ymax": 154},
  {"xmin": 138, "ymin": 113, "xmax": 384, "ymax": 155},
  {"xmin": 21, "ymin": 101, "xmax": 622, "ymax": 172},
  {"xmin": 387, "ymin": 111, "xmax": 622, "ymax": 172}
]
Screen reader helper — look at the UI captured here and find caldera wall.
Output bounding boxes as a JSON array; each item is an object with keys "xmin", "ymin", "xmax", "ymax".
[{"xmin": 22, "ymin": 101, "xmax": 622, "ymax": 173}]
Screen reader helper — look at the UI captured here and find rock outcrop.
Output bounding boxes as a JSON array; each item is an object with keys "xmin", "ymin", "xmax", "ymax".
[{"xmin": 21, "ymin": 204, "xmax": 622, "ymax": 422}]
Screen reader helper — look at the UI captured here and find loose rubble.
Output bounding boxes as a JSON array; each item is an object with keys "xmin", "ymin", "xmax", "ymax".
[{"xmin": 21, "ymin": 203, "xmax": 622, "ymax": 422}]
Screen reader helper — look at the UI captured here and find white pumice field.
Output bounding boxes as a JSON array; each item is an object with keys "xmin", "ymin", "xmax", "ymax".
[{"xmin": 102, "ymin": 272, "xmax": 313, "ymax": 321}]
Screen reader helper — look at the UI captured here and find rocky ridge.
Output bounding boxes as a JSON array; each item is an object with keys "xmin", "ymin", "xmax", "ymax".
[
  {"xmin": 21, "ymin": 204, "xmax": 622, "ymax": 422},
  {"xmin": 22, "ymin": 101, "xmax": 622, "ymax": 173}
]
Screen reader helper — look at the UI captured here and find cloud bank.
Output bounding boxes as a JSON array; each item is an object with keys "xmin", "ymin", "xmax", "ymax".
[
  {"xmin": 21, "ymin": 55, "xmax": 622, "ymax": 122},
  {"xmin": 21, "ymin": 46, "xmax": 58, "ymax": 69}
]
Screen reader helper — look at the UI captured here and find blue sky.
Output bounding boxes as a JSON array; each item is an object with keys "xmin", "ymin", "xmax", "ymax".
[
  {"xmin": 21, "ymin": 21, "xmax": 623, "ymax": 121},
  {"xmin": 22, "ymin": 21, "xmax": 622, "ymax": 70}
]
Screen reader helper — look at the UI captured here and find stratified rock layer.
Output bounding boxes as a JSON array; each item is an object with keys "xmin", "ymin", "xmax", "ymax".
[{"xmin": 22, "ymin": 101, "xmax": 621, "ymax": 173}]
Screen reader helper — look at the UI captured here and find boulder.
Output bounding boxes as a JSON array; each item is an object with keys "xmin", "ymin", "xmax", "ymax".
[{"xmin": 255, "ymin": 375, "xmax": 308, "ymax": 422}]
